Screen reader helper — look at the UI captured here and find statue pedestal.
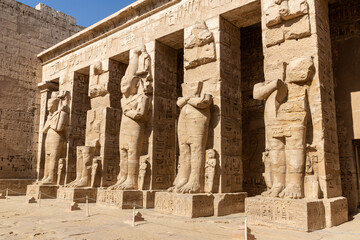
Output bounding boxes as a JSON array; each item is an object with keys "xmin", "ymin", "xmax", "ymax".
[
  {"xmin": 57, "ymin": 187, "xmax": 98, "ymax": 203},
  {"xmin": 214, "ymin": 192, "xmax": 247, "ymax": 216},
  {"xmin": 245, "ymin": 196, "xmax": 348, "ymax": 231},
  {"xmin": 155, "ymin": 192, "xmax": 214, "ymax": 218},
  {"xmin": 96, "ymin": 189, "xmax": 156, "ymax": 209},
  {"xmin": 26, "ymin": 184, "xmax": 59, "ymax": 199}
]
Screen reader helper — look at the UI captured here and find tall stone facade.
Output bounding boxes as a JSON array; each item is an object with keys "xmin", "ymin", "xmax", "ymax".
[{"xmin": 0, "ymin": 0, "xmax": 83, "ymax": 191}]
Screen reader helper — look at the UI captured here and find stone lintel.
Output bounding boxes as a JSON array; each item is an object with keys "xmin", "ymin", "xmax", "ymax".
[
  {"xmin": 214, "ymin": 192, "xmax": 247, "ymax": 216},
  {"xmin": 57, "ymin": 187, "xmax": 98, "ymax": 203},
  {"xmin": 96, "ymin": 189, "xmax": 145, "ymax": 209},
  {"xmin": 26, "ymin": 185, "xmax": 59, "ymax": 199},
  {"xmin": 155, "ymin": 192, "xmax": 214, "ymax": 218}
]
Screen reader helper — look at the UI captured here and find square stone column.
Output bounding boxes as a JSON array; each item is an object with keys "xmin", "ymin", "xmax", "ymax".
[
  {"xmin": 261, "ymin": 0, "xmax": 341, "ymax": 199},
  {"xmin": 36, "ymin": 81, "xmax": 59, "ymax": 180}
]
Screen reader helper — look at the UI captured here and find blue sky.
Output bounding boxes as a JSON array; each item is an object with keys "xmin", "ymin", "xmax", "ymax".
[{"xmin": 17, "ymin": 0, "xmax": 137, "ymax": 27}]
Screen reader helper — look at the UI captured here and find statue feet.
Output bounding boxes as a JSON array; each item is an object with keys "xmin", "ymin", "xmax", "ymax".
[
  {"xmin": 108, "ymin": 177, "xmax": 127, "ymax": 190},
  {"xmin": 36, "ymin": 177, "xmax": 56, "ymax": 185},
  {"xmin": 109, "ymin": 179, "xmax": 136, "ymax": 190},
  {"xmin": 261, "ymin": 183, "xmax": 284, "ymax": 198},
  {"xmin": 279, "ymin": 183, "xmax": 303, "ymax": 199},
  {"xmin": 66, "ymin": 177, "xmax": 88, "ymax": 188},
  {"xmin": 177, "ymin": 180, "xmax": 200, "ymax": 193}
]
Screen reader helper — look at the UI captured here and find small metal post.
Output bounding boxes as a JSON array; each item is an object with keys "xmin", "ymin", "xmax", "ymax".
[
  {"xmin": 38, "ymin": 191, "xmax": 41, "ymax": 208},
  {"xmin": 6, "ymin": 188, "xmax": 8, "ymax": 201},
  {"xmin": 132, "ymin": 203, "xmax": 135, "ymax": 227},
  {"xmin": 244, "ymin": 215, "xmax": 248, "ymax": 240},
  {"xmin": 86, "ymin": 196, "xmax": 89, "ymax": 217}
]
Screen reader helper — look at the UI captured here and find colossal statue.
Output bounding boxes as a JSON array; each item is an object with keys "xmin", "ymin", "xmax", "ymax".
[
  {"xmin": 109, "ymin": 45, "xmax": 152, "ymax": 190},
  {"xmin": 169, "ymin": 81, "xmax": 212, "ymax": 193},
  {"xmin": 253, "ymin": 57, "xmax": 314, "ymax": 199},
  {"xmin": 38, "ymin": 91, "xmax": 69, "ymax": 185}
]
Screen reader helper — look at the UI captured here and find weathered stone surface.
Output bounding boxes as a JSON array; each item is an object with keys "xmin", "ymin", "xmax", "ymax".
[
  {"xmin": 96, "ymin": 189, "xmax": 144, "ymax": 209},
  {"xmin": 57, "ymin": 187, "xmax": 97, "ymax": 203},
  {"xmin": 26, "ymin": 185, "xmax": 59, "ymax": 199},
  {"xmin": 0, "ymin": 0, "xmax": 83, "ymax": 184},
  {"xmin": 155, "ymin": 192, "xmax": 214, "ymax": 218},
  {"xmin": 323, "ymin": 197, "xmax": 348, "ymax": 228},
  {"xmin": 0, "ymin": 179, "xmax": 35, "ymax": 196},
  {"xmin": 245, "ymin": 196, "xmax": 326, "ymax": 231},
  {"xmin": 214, "ymin": 192, "xmax": 247, "ymax": 216}
]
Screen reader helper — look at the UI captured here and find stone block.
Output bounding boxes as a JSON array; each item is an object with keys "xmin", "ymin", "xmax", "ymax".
[
  {"xmin": 26, "ymin": 185, "xmax": 59, "ymax": 199},
  {"xmin": 96, "ymin": 189, "xmax": 144, "ymax": 209},
  {"xmin": 142, "ymin": 190, "xmax": 156, "ymax": 208},
  {"xmin": 155, "ymin": 192, "xmax": 214, "ymax": 218},
  {"xmin": 264, "ymin": 25, "xmax": 285, "ymax": 48},
  {"xmin": 0, "ymin": 179, "xmax": 36, "ymax": 196},
  {"xmin": 265, "ymin": 4, "xmax": 281, "ymax": 27},
  {"xmin": 69, "ymin": 202, "xmax": 81, "ymax": 211},
  {"xmin": 57, "ymin": 187, "xmax": 98, "ymax": 203},
  {"xmin": 245, "ymin": 196, "xmax": 326, "ymax": 231},
  {"xmin": 284, "ymin": 15, "xmax": 311, "ymax": 40},
  {"xmin": 323, "ymin": 197, "xmax": 348, "ymax": 228},
  {"xmin": 214, "ymin": 192, "xmax": 247, "ymax": 216}
]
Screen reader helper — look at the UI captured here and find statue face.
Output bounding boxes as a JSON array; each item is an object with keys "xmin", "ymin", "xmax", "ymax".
[{"xmin": 47, "ymin": 98, "xmax": 58, "ymax": 113}]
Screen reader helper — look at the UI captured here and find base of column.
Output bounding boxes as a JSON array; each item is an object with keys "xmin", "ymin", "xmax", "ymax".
[
  {"xmin": 97, "ymin": 189, "xmax": 155, "ymax": 209},
  {"xmin": 214, "ymin": 192, "xmax": 247, "ymax": 216},
  {"xmin": 155, "ymin": 192, "xmax": 214, "ymax": 218},
  {"xmin": 0, "ymin": 179, "xmax": 36, "ymax": 196},
  {"xmin": 57, "ymin": 187, "xmax": 98, "ymax": 203},
  {"xmin": 246, "ymin": 196, "xmax": 324, "ymax": 231},
  {"xmin": 323, "ymin": 197, "xmax": 348, "ymax": 228},
  {"xmin": 26, "ymin": 184, "xmax": 59, "ymax": 199}
]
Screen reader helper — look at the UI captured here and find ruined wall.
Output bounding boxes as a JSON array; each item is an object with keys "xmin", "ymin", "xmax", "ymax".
[
  {"xmin": 329, "ymin": 0, "xmax": 360, "ymax": 211},
  {"xmin": 241, "ymin": 23, "xmax": 266, "ymax": 196},
  {"xmin": 0, "ymin": 0, "xmax": 83, "ymax": 179}
]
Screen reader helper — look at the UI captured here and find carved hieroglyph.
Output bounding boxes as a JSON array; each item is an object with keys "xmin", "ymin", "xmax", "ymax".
[
  {"xmin": 253, "ymin": 57, "xmax": 315, "ymax": 199},
  {"xmin": 109, "ymin": 45, "xmax": 152, "ymax": 190},
  {"xmin": 37, "ymin": 91, "xmax": 69, "ymax": 185},
  {"xmin": 169, "ymin": 81, "xmax": 213, "ymax": 193}
]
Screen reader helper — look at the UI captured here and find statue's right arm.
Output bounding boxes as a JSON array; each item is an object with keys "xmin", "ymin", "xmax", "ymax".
[{"xmin": 253, "ymin": 79, "xmax": 280, "ymax": 100}]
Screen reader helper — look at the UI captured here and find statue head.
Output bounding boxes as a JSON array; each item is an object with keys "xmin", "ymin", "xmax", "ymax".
[
  {"xmin": 121, "ymin": 75, "xmax": 139, "ymax": 96},
  {"xmin": 207, "ymin": 149, "xmax": 216, "ymax": 159},
  {"xmin": 47, "ymin": 97, "xmax": 60, "ymax": 114}
]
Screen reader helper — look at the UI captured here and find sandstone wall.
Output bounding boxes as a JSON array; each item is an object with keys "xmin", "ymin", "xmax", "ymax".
[
  {"xmin": 329, "ymin": 0, "xmax": 360, "ymax": 212},
  {"xmin": 0, "ymin": 0, "xmax": 83, "ymax": 179}
]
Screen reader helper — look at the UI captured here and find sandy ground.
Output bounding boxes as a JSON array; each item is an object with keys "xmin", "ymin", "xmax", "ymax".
[{"xmin": 0, "ymin": 196, "xmax": 359, "ymax": 240}]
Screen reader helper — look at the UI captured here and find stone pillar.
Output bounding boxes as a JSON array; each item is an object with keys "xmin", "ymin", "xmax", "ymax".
[
  {"xmin": 261, "ymin": 0, "xmax": 341, "ymax": 199},
  {"xmin": 87, "ymin": 59, "xmax": 123, "ymax": 187},
  {"xmin": 36, "ymin": 81, "xmax": 59, "ymax": 180},
  {"xmin": 245, "ymin": 0, "xmax": 348, "ymax": 230}
]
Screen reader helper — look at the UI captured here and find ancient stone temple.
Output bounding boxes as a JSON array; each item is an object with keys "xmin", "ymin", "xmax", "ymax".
[
  {"xmin": 0, "ymin": 0, "xmax": 83, "ymax": 194},
  {"xmin": 1, "ymin": 0, "xmax": 358, "ymax": 231}
]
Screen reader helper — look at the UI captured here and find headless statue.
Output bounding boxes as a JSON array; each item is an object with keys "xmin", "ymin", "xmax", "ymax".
[
  {"xmin": 109, "ymin": 45, "xmax": 151, "ymax": 190},
  {"xmin": 38, "ymin": 92, "xmax": 69, "ymax": 185},
  {"xmin": 253, "ymin": 57, "xmax": 314, "ymax": 199},
  {"xmin": 169, "ymin": 81, "xmax": 212, "ymax": 193}
]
